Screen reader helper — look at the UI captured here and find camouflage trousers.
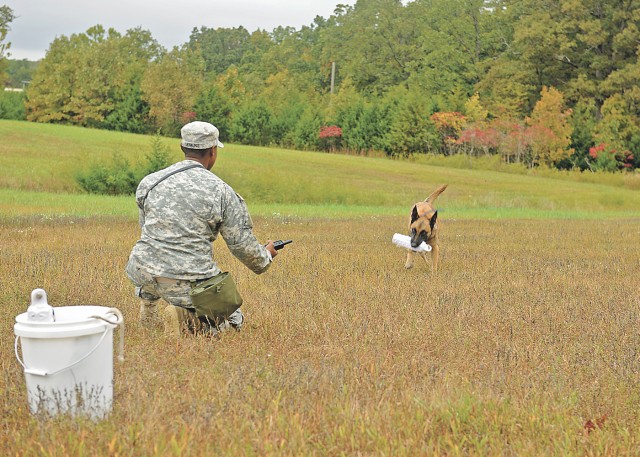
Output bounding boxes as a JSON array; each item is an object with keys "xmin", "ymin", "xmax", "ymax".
[{"xmin": 125, "ymin": 258, "xmax": 244, "ymax": 334}]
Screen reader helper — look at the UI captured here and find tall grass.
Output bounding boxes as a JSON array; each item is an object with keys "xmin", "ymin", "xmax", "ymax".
[
  {"xmin": 2, "ymin": 216, "xmax": 639, "ymax": 455},
  {"xmin": 2, "ymin": 120, "xmax": 640, "ymax": 454}
]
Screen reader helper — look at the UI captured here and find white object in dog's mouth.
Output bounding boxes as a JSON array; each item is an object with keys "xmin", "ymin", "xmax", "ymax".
[{"xmin": 391, "ymin": 233, "xmax": 432, "ymax": 252}]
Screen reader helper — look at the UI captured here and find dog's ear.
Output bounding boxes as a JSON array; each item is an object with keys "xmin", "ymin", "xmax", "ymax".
[
  {"xmin": 411, "ymin": 205, "xmax": 419, "ymax": 223},
  {"xmin": 430, "ymin": 210, "xmax": 438, "ymax": 230}
]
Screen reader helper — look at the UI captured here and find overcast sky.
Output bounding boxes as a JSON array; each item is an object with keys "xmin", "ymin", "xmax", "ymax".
[{"xmin": 4, "ymin": 0, "xmax": 357, "ymax": 61}]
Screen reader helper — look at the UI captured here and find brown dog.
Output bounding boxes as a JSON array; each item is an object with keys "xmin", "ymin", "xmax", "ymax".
[{"xmin": 405, "ymin": 184, "xmax": 448, "ymax": 273}]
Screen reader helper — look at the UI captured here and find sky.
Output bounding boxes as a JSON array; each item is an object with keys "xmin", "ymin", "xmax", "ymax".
[{"xmin": 4, "ymin": 0, "xmax": 357, "ymax": 61}]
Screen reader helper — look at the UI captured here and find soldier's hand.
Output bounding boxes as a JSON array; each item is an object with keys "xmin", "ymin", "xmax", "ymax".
[{"xmin": 265, "ymin": 240, "xmax": 278, "ymax": 258}]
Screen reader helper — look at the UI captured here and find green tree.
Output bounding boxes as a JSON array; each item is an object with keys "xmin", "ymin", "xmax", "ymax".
[
  {"xmin": 104, "ymin": 27, "xmax": 162, "ymax": 133},
  {"xmin": 597, "ymin": 49, "xmax": 640, "ymax": 160},
  {"xmin": 386, "ymin": 89, "xmax": 438, "ymax": 157},
  {"xmin": 0, "ymin": 5, "xmax": 16, "ymax": 85},
  {"xmin": 193, "ymin": 85, "xmax": 233, "ymax": 135},
  {"xmin": 230, "ymin": 101, "xmax": 273, "ymax": 145},
  {"xmin": 259, "ymin": 70, "xmax": 311, "ymax": 147},
  {"xmin": 292, "ymin": 104, "xmax": 325, "ymax": 150},
  {"xmin": 25, "ymin": 33, "xmax": 84, "ymax": 123},
  {"xmin": 103, "ymin": 83, "xmax": 150, "ymax": 133},
  {"xmin": 332, "ymin": 90, "xmax": 365, "ymax": 152},
  {"xmin": 187, "ymin": 26, "xmax": 251, "ymax": 75},
  {"xmin": 238, "ymin": 30, "xmax": 276, "ymax": 91},
  {"xmin": 142, "ymin": 133, "xmax": 173, "ymax": 176},
  {"xmin": 407, "ymin": 0, "xmax": 504, "ymax": 109},
  {"xmin": 214, "ymin": 66, "xmax": 246, "ymax": 108},
  {"xmin": 0, "ymin": 90, "xmax": 24, "ymax": 119},
  {"xmin": 568, "ymin": 99, "xmax": 598, "ymax": 169},
  {"xmin": 334, "ymin": 0, "xmax": 415, "ymax": 96},
  {"xmin": 595, "ymin": 94, "xmax": 640, "ymax": 160},
  {"xmin": 6, "ymin": 59, "xmax": 39, "ymax": 88},
  {"xmin": 248, "ymin": 21, "xmax": 330, "ymax": 99}
]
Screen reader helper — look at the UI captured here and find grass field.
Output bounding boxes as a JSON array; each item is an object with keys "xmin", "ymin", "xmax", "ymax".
[
  {"xmin": 2, "ymin": 119, "xmax": 640, "ymax": 220},
  {"xmin": 1, "ymin": 120, "xmax": 640, "ymax": 455}
]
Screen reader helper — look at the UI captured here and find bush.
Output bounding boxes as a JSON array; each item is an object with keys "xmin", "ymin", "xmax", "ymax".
[
  {"xmin": 142, "ymin": 133, "xmax": 173, "ymax": 176},
  {"xmin": 76, "ymin": 152, "xmax": 138, "ymax": 195},
  {"xmin": 292, "ymin": 106, "xmax": 324, "ymax": 150},
  {"xmin": 76, "ymin": 133, "xmax": 173, "ymax": 195},
  {"xmin": 318, "ymin": 125, "xmax": 342, "ymax": 152}
]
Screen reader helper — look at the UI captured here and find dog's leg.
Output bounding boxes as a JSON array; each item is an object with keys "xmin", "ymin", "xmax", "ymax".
[
  {"xmin": 430, "ymin": 244, "xmax": 440, "ymax": 273},
  {"xmin": 405, "ymin": 250, "xmax": 415, "ymax": 269},
  {"xmin": 419, "ymin": 251, "xmax": 429, "ymax": 268}
]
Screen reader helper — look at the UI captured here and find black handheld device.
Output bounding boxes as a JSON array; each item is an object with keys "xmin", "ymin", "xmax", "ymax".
[{"xmin": 273, "ymin": 239, "xmax": 293, "ymax": 250}]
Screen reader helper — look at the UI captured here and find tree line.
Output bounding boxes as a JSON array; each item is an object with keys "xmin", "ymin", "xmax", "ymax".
[{"xmin": 1, "ymin": 0, "xmax": 639, "ymax": 172}]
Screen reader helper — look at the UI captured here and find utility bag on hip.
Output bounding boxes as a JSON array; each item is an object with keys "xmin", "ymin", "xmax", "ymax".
[{"xmin": 189, "ymin": 272, "xmax": 243, "ymax": 320}]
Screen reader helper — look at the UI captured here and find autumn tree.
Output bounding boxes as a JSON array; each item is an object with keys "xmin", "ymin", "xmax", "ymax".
[
  {"xmin": 103, "ymin": 28, "xmax": 163, "ymax": 133},
  {"xmin": 464, "ymin": 93, "xmax": 488, "ymax": 124},
  {"xmin": 476, "ymin": 58, "xmax": 535, "ymax": 118},
  {"xmin": 141, "ymin": 46, "xmax": 204, "ymax": 135},
  {"xmin": 526, "ymin": 86, "xmax": 573, "ymax": 167},
  {"xmin": 26, "ymin": 26, "xmax": 161, "ymax": 129},
  {"xmin": 431, "ymin": 111, "xmax": 467, "ymax": 155},
  {"xmin": 26, "ymin": 31, "xmax": 95, "ymax": 124}
]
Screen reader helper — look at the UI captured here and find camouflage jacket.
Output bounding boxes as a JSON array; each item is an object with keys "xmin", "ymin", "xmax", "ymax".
[{"xmin": 128, "ymin": 160, "xmax": 272, "ymax": 279}]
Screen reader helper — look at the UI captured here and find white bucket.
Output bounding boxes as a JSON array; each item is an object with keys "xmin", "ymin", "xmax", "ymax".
[{"xmin": 14, "ymin": 306, "xmax": 124, "ymax": 419}]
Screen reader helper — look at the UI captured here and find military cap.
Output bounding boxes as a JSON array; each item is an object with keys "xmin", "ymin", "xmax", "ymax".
[{"xmin": 181, "ymin": 121, "xmax": 224, "ymax": 149}]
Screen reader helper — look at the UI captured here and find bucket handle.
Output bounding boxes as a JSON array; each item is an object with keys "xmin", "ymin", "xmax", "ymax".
[
  {"xmin": 15, "ymin": 307, "xmax": 125, "ymax": 377},
  {"xmin": 89, "ymin": 308, "xmax": 125, "ymax": 363}
]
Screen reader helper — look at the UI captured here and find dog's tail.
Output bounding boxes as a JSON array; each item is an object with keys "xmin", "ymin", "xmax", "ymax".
[{"xmin": 424, "ymin": 184, "xmax": 448, "ymax": 204}]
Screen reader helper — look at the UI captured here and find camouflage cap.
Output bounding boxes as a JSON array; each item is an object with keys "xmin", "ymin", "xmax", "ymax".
[{"xmin": 180, "ymin": 121, "xmax": 224, "ymax": 149}]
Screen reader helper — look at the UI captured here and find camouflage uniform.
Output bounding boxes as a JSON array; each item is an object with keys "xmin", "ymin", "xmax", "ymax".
[{"xmin": 126, "ymin": 159, "xmax": 272, "ymax": 334}]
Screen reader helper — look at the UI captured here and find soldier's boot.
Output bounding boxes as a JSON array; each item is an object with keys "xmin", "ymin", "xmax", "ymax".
[
  {"xmin": 228, "ymin": 309, "xmax": 244, "ymax": 331},
  {"xmin": 162, "ymin": 305, "xmax": 202, "ymax": 337},
  {"xmin": 162, "ymin": 305, "xmax": 183, "ymax": 337},
  {"xmin": 139, "ymin": 298, "xmax": 162, "ymax": 329}
]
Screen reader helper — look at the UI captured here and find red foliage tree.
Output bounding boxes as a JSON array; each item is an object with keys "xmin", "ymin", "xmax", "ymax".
[
  {"xmin": 318, "ymin": 125, "xmax": 343, "ymax": 152},
  {"xmin": 319, "ymin": 125, "xmax": 343, "ymax": 139}
]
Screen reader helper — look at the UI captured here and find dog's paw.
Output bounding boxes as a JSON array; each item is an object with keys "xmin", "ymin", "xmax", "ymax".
[{"xmin": 404, "ymin": 263, "xmax": 414, "ymax": 269}]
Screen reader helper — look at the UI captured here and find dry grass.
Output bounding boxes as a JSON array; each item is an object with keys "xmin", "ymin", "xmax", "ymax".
[{"xmin": 2, "ymin": 214, "xmax": 640, "ymax": 455}]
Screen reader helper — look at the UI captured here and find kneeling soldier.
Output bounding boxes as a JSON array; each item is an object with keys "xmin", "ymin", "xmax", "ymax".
[{"xmin": 125, "ymin": 121, "xmax": 278, "ymax": 336}]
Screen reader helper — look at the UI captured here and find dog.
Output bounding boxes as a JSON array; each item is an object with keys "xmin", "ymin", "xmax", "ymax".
[{"xmin": 405, "ymin": 184, "xmax": 448, "ymax": 273}]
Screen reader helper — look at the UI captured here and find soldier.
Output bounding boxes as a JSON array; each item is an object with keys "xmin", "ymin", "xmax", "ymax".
[{"xmin": 125, "ymin": 121, "xmax": 278, "ymax": 336}]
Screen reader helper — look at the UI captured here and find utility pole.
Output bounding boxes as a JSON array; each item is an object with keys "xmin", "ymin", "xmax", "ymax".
[{"xmin": 330, "ymin": 61, "xmax": 336, "ymax": 94}]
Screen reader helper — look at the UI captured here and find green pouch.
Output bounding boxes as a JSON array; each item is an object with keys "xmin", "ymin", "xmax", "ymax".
[{"xmin": 189, "ymin": 272, "xmax": 243, "ymax": 320}]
